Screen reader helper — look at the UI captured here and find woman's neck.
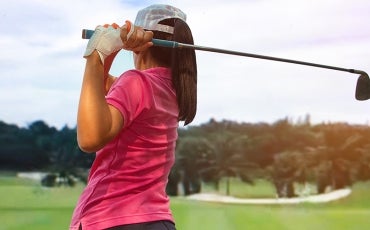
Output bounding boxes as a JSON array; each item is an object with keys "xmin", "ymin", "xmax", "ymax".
[{"xmin": 135, "ymin": 51, "xmax": 161, "ymax": 70}]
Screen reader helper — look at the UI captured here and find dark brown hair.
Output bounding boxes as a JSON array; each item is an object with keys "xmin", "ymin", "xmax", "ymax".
[{"xmin": 148, "ymin": 19, "xmax": 197, "ymax": 125}]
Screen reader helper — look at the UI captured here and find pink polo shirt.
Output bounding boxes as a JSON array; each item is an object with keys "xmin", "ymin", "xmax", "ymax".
[{"xmin": 70, "ymin": 67, "xmax": 178, "ymax": 230}]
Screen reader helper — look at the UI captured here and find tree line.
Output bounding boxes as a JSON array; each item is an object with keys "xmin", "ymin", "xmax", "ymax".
[
  {"xmin": 1, "ymin": 117, "xmax": 370, "ymax": 197},
  {"xmin": 0, "ymin": 120, "xmax": 94, "ymax": 183},
  {"xmin": 168, "ymin": 117, "xmax": 370, "ymax": 197}
]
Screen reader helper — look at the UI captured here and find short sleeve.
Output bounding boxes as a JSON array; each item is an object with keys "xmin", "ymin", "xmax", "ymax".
[{"xmin": 105, "ymin": 70, "xmax": 146, "ymax": 128}]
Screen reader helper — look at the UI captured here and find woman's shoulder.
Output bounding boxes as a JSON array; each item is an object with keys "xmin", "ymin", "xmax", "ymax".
[
  {"xmin": 115, "ymin": 69, "xmax": 146, "ymax": 86},
  {"xmin": 117, "ymin": 67, "xmax": 170, "ymax": 84}
]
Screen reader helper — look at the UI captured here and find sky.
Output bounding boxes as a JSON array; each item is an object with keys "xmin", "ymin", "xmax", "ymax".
[{"xmin": 1, "ymin": 0, "xmax": 370, "ymax": 129}]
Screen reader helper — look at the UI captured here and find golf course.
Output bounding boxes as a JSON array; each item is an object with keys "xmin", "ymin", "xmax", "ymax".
[{"xmin": 0, "ymin": 174, "xmax": 369, "ymax": 230}]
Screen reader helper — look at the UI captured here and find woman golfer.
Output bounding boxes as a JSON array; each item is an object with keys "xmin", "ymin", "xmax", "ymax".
[{"xmin": 70, "ymin": 4, "xmax": 197, "ymax": 230}]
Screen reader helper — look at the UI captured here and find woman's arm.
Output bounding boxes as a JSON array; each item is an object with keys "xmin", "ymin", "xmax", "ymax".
[
  {"xmin": 77, "ymin": 23, "xmax": 153, "ymax": 153},
  {"xmin": 77, "ymin": 51, "xmax": 123, "ymax": 153},
  {"xmin": 105, "ymin": 74, "xmax": 117, "ymax": 94}
]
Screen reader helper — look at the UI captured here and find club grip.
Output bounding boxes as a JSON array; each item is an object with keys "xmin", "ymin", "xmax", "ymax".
[
  {"xmin": 82, "ymin": 29, "xmax": 94, "ymax": 39},
  {"xmin": 81, "ymin": 29, "xmax": 179, "ymax": 48},
  {"xmin": 152, "ymin": 39, "xmax": 178, "ymax": 48}
]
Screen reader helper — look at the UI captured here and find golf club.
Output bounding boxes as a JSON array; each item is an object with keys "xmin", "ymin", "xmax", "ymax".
[{"xmin": 82, "ymin": 29, "xmax": 370, "ymax": 101}]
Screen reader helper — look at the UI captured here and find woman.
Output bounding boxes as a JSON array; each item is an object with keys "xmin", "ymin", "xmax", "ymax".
[{"xmin": 70, "ymin": 4, "xmax": 197, "ymax": 230}]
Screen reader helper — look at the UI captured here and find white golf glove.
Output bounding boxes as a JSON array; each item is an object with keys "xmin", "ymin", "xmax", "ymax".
[{"xmin": 83, "ymin": 25, "xmax": 124, "ymax": 64}]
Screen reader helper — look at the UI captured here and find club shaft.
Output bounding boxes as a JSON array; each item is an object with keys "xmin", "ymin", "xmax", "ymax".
[
  {"xmin": 82, "ymin": 29, "xmax": 365, "ymax": 76},
  {"xmin": 153, "ymin": 39, "xmax": 363, "ymax": 75}
]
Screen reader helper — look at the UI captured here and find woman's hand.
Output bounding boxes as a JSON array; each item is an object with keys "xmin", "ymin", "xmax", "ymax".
[
  {"xmin": 83, "ymin": 21, "xmax": 154, "ymax": 65},
  {"xmin": 83, "ymin": 23, "xmax": 123, "ymax": 64},
  {"xmin": 121, "ymin": 21, "xmax": 153, "ymax": 52}
]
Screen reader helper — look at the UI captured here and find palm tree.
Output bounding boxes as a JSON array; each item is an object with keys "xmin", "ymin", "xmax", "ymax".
[
  {"xmin": 269, "ymin": 151, "xmax": 296, "ymax": 198},
  {"xmin": 354, "ymin": 144, "xmax": 370, "ymax": 182},
  {"xmin": 200, "ymin": 133, "xmax": 258, "ymax": 196},
  {"xmin": 311, "ymin": 124, "xmax": 363, "ymax": 193},
  {"xmin": 174, "ymin": 136, "xmax": 214, "ymax": 195}
]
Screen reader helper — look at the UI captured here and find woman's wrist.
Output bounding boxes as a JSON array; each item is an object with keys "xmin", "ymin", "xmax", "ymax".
[
  {"xmin": 120, "ymin": 20, "xmax": 134, "ymax": 45},
  {"xmin": 85, "ymin": 50, "xmax": 103, "ymax": 65}
]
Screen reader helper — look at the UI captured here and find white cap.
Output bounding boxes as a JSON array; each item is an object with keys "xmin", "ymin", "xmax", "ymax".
[{"xmin": 134, "ymin": 4, "xmax": 186, "ymax": 34}]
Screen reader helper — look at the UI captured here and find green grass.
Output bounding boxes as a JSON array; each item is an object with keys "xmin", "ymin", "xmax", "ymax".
[
  {"xmin": 172, "ymin": 181, "xmax": 370, "ymax": 230},
  {"xmin": 0, "ymin": 176, "xmax": 83, "ymax": 230},
  {"xmin": 171, "ymin": 198, "xmax": 370, "ymax": 230},
  {"xmin": 0, "ymin": 175, "xmax": 369, "ymax": 230}
]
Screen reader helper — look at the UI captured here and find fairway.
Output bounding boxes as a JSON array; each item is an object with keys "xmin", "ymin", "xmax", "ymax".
[
  {"xmin": 0, "ymin": 176, "xmax": 369, "ymax": 230},
  {"xmin": 171, "ymin": 198, "xmax": 369, "ymax": 230}
]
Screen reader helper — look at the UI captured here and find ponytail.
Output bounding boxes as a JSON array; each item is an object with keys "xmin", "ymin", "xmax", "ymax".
[{"xmin": 149, "ymin": 19, "xmax": 197, "ymax": 125}]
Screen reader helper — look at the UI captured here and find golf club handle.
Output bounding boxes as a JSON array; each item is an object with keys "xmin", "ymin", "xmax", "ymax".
[
  {"xmin": 82, "ymin": 29, "xmax": 94, "ymax": 39},
  {"xmin": 81, "ymin": 29, "xmax": 179, "ymax": 48}
]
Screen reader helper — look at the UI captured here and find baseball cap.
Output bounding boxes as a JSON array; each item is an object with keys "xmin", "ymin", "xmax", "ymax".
[{"xmin": 134, "ymin": 4, "xmax": 187, "ymax": 34}]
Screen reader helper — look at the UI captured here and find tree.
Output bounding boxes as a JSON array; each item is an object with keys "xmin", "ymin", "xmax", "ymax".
[
  {"xmin": 28, "ymin": 120, "xmax": 57, "ymax": 168},
  {"xmin": 0, "ymin": 121, "xmax": 53, "ymax": 170},
  {"xmin": 353, "ymin": 144, "xmax": 370, "ymax": 182},
  {"xmin": 311, "ymin": 124, "xmax": 364, "ymax": 193},
  {"xmin": 50, "ymin": 125, "xmax": 94, "ymax": 184},
  {"xmin": 269, "ymin": 150, "xmax": 316, "ymax": 198},
  {"xmin": 174, "ymin": 136, "xmax": 214, "ymax": 195},
  {"xmin": 201, "ymin": 133, "xmax": 258, "ymax": 196}
]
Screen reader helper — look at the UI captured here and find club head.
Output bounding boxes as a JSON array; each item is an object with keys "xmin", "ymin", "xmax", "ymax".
[{"xmin": 355, "ymin": 72, "xmax": 370, "ymax": 101}]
